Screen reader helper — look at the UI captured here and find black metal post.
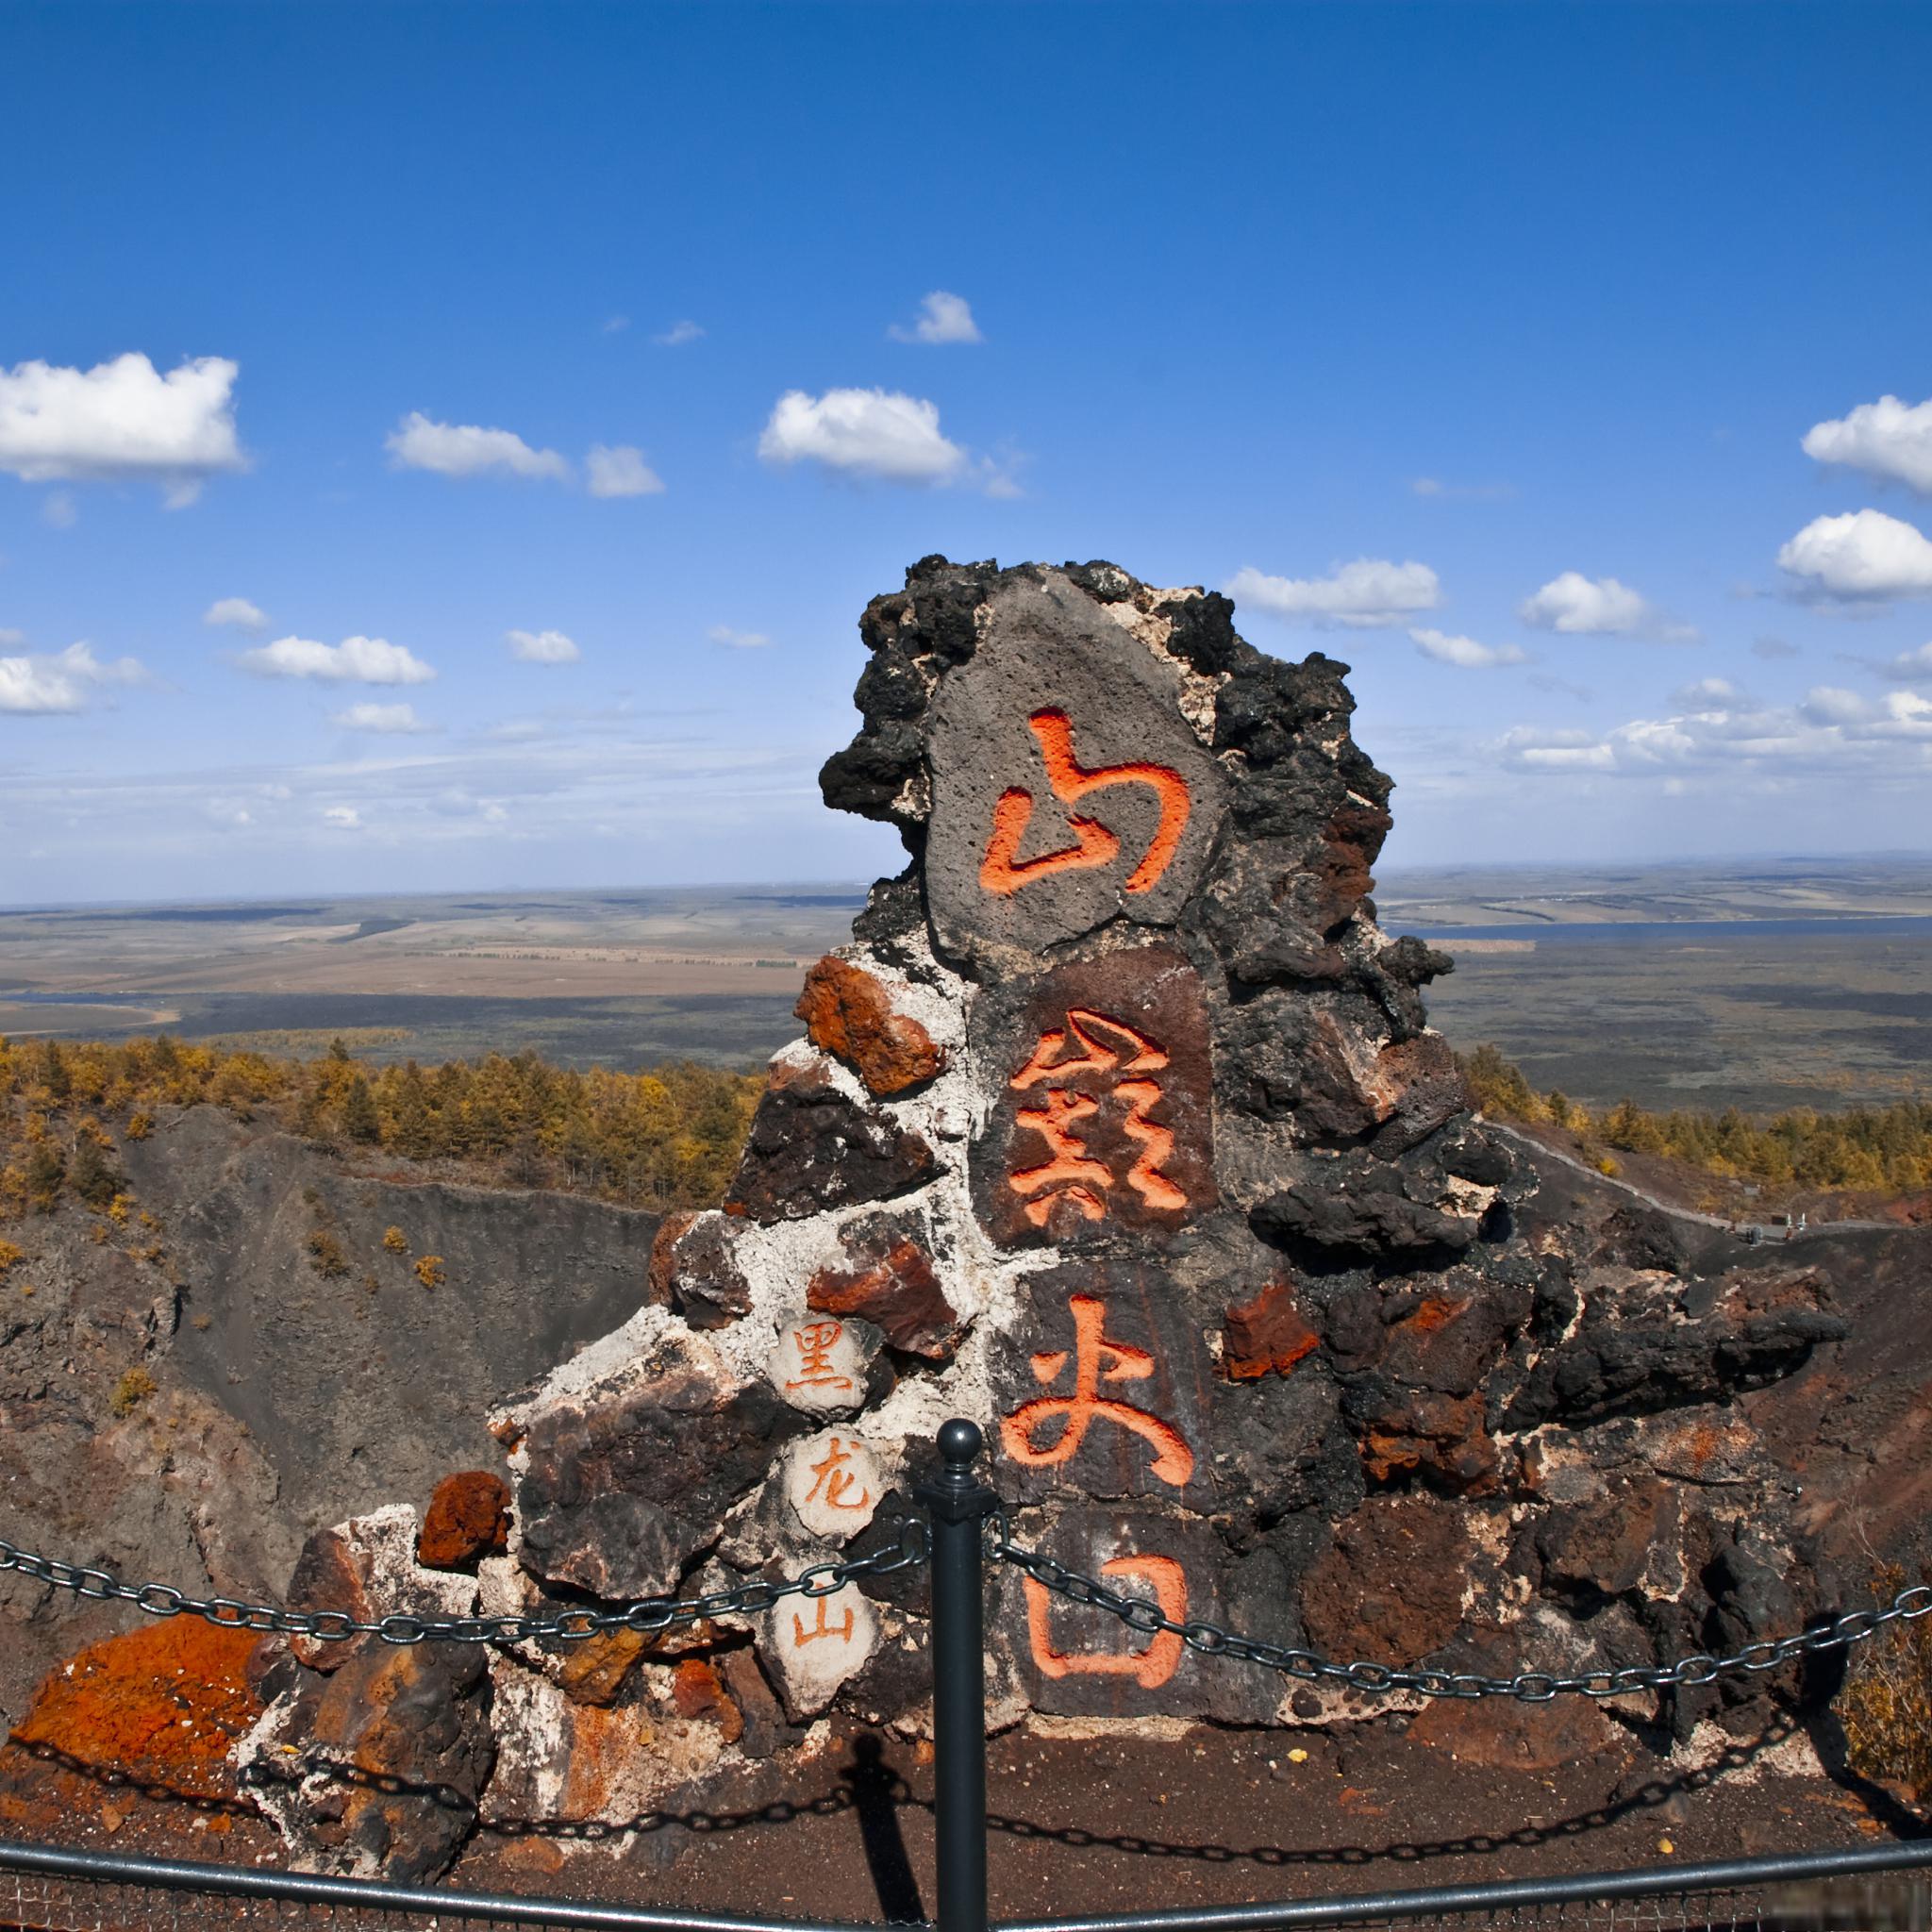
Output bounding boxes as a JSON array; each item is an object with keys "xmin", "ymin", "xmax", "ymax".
[{"xmin": 916, "ymin": 1418, "xmax": 1000, "ymax": 1932}]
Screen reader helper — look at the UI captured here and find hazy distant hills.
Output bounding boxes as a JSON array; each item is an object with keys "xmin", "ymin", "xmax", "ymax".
[{"xmin": 0, "ymin": 861, "xmax": 1926, "ymax": 1110}]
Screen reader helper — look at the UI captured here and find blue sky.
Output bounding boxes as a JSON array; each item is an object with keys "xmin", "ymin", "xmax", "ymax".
[{"xmin": 4, "ymin": 2, "xmax": 1931, "ymax": 905}]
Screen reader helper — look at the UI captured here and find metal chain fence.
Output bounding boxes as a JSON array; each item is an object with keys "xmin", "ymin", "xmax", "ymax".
[
  {"xmin": 985, "ymin": 1521, "xmax": 1932, "ymax": 1703},
  {"xmin": 0, "ymin": 1521, "xmax": 927, "ymax": 1647},
  {"xmin": 8, "ymin": 1514, "xmax": 1923, "ymax": 1705}
]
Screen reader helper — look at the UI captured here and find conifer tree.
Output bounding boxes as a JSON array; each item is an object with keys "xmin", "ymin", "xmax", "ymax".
[{"xmin": 341, "ymin": 1073, "xmax": 380, "ymax": 1144}]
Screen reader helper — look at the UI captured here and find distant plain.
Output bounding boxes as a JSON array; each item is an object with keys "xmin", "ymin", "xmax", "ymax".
[{"xmin": 2, "ymin": 857, "xmax": 1928, "ymax": 1112}]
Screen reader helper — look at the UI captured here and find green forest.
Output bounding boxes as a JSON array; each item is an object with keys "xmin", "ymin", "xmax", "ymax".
[
  {"xmin": 1459, "ymin": 1042, "xmax": 1932, "ymax": 1197},
  {"xmin": 0, "ymin": 1035, "xmax": 762, "ymax": 1220}
]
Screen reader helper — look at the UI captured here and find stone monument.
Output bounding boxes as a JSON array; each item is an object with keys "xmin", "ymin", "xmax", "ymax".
[{"xmin": 242, "ymin": 558, "xmax": 1845, "ymax": 1878}]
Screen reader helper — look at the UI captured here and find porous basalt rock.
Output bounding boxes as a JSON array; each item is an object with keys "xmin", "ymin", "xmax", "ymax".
[
  {"xmin": 807, "ymin": 1215, "xmax": 961, "ymax": 1359},
  {"xmin": 1222, "ymin": 1277, "xmax": 1321, "ymax": 1380},
  {"xmin": 285, "ymin": 1507, "xmax": 476, "ymax": 1673},
  {"xmin": 648, "ymin": 1210, "xmax": 754, "ymax": 1329},
  {"xmin": 724, "ymin": 1058, "xmax": 938, "ymax": 1222},
  {"xmin": 245, "ymin": 1640, "xmax": 495, "ymax": 1885},
  {"xmin": 514, "ymin": 1325, "xmax": 804, "ymax": 1598}
]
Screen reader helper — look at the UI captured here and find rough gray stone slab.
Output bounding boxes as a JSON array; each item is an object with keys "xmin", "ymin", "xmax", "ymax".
[
  {"xmin": 989, "ymin": 1258, "xmax": 1218, "ymax": 1514},
  {"xmin": 989, "ymin": 1506, "xmax": 1277, "ymax": 1724},
  {"xmin": 969, "ymin": 941, "xmax": 1218, "ymax": 1249},
  {"xmin": 926, "ymin": 575, "xmax": 1227, "ymax": 967}
]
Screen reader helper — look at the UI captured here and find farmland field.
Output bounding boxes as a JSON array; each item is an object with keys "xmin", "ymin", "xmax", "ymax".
[{"xmin": 2, "ymin": 858, "xmax": 1928, "ymax": 1109}]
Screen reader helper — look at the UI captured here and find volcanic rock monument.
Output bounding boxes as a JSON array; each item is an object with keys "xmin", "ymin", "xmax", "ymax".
[{"xmin": 241, "ymin": 558, "xmax": 1847, "ymax": 1879}]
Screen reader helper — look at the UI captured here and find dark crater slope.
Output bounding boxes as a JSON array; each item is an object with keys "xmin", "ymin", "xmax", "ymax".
[{"xmin": 0, "ymin": 1105, "xmax": 656, "ymax": 1726}]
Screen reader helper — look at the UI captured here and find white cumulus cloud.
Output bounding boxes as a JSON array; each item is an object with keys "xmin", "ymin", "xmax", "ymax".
[
  {"xmin": 889, "ymin": 291, "xmax": 983, "ymax": 345},
  {"xmin": 1227, "ymin": 558, "xmax": 1441, "ymax": 629},
  {"xmin": 241, "ymin": 635, "xmax": 436, "ymax": 685},
  {"xmin": 1409, "ymin": 626, "xmax": 1526, "ymax": 668},
  {"xmin": 1673, "ymin": 677, "xmax": 1742, "ymax": 708},
  {"xmin": 708, "ymin": 625, "xmax": 771, "ymax": 650},
  {"xmin": 1497, "ymin": 679, "xmax": 1932, "ymax": 785},
  {"xmin": 1802, "ymin": 394, "xmax": 1932, "ymax": 494},
  {"xmin": 1800, "ymin": 686, "xmax": 1871, "ymax": 726},
  {"xmin": 1881, "ymin": 641, "xmax": 1932, "ymax": 681},
  {"xmin": 506, "ymin": 627, "xmax": 581, "ymax": 664},
  {"xmin": 0, "ymin": 640, "xmax": 150, "ymax": 714},
  {"xmin": 1494, "ymin": 726, "xmax": 1617, "ymax": 772},
  {"xmin": 1517, "ymin": 571, "xmax": 1688, "ymax": 637},
  {"xmin": 323, "ymin": 805, "xmax": 361, "ymax": 829},
  {"xmin": 0, "ymin": 353, "xmax": 244, "ymax": 506},
  {"xmin": 758, "ymin": 388, "xmax": 966, "ymax": 485},
  {"xmin": 385, "ymin": 411, "xmax": 570, "ymax": 482},
  {"xmin": 654, "ymin": 320, "xmax": 704, "ymax": 347},
  {"xmin": 331, "ymin": 702, "xmax": 428, "ymax": 734},
  {"xmin": 585, "ymin": 443, "xmax": 664, "ymax": 498},
  {"xmin": 204, "ymin": 596, "xmax": 267, "ymax": 632},
  {"xmin": 1777, "ymin": 508, "xmax": 1932, "ymax": 604}
]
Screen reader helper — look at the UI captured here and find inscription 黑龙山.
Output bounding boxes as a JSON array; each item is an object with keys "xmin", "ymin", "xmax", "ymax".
[
  {"xmin": 924, "ymin": 577, "xmax": 1226, "ymax": 963},
  {"xmin": 971, "ymin": 944, "xmax": 1216, "ymax": 1248},
  {"xmin": 758, "ymin": 1579, "xmax": 879, "ymax": 1719}
]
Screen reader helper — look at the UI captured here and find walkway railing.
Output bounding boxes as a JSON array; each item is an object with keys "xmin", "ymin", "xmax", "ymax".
[
  {"xmin": 4, "ymin": 1420, "xmax": 1928, "ymax": 1932},
  {"xmin": 5, "ymin": 1833, "xmax": 1930, "ymax": 1932}
]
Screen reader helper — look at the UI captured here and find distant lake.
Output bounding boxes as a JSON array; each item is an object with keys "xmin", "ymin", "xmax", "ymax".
[
  {"xmin": 1, "ymin": 990, "xmax": 158, "ymax": 1006},
  {"xmin": 1395, "ymin": 916, "xmax": 1932, "ymax": 945}
]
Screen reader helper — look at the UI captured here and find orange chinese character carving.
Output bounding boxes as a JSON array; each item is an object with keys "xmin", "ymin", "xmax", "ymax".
[
  {"xmin": 980, "ymin": 709, "xmax": 1191, "ymax": 898},
  {"xmin": 1008, "ymin": 1009, "xmax": 1185, "ymax": 1224},
  {"xmin": 1024, "ymin": 1556, "xmax": 1187, "ymax": 1688},
  {"xmin": 785, "ymin": 1321, "xmax": 854, "ymax": 1396},
  {"xmin": 805, "ymin": 1436, "xmax": 873, "ymax": 1512},
  {"xmin": 1001, "ymin": 1293, "xmax": 1194, "ymax": 1488},
  {"xmin": 791, "ymin": 1594, "xmax": 857, "ymax": 1647}
]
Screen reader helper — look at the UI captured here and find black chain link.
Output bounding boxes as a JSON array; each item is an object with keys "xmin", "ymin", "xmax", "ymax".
[
  {"xmin": 0, "ymin": 1520, "xmax": 926, "ymax": 1647},
  {"xmin": 988, "ymin": 1521, "xmax": 1932, "ymax": 1703}
]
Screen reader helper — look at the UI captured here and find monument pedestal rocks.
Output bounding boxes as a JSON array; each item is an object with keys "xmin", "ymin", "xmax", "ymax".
[
  {"xmin": 232, "ymin": 558, "xmax": 1851, "ymax": 1876},
  {"xmin": 240, "ymin": 1506, "xmax": 495, "ymax": 1882}
]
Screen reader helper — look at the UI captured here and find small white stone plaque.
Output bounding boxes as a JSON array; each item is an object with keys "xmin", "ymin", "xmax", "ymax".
[
  {"xmin": 758, "ymin": 1581, "xmax": 879, "ymax": 1717},
  {"xmin": 769, "ymin": 1316, "xmax": 871, "ymax": 1416},
  {"xmin": 783, "ymin": 1429, "xmax": 884, "ymax": 1540}
]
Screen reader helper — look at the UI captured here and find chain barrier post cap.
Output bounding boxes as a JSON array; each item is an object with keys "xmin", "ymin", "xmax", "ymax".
[{"xmin": 918, "ymin": 1418, "xmax": 1000, "ymax": 1524}]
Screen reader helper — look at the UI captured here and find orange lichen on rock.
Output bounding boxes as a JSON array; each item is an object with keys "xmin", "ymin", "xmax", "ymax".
[
  {"xmin": 1361, "ymin": 1390, "xmax": 1500, "ymax": 1494},
  {"xmin": 1222, "ymin": 1278, "xmax": 1320, "ymax": 1380},
  {"xmin": 808, "ymin": 1235, "xmax": 961, "ymax": 1359},
  {"xmin": 418, "ymin": 1470, "xmax": 511, "ymax": 1570},
  {"xmin": 794, "ymin": 956, "xmax": 945, "ymax": 1096},
  {"xmin": 556, "ymin": 1627, "xmax": 652, "ymax": 1707},
  {"xmin": 8, "ymin": 1617, "xmax": 264, "ymax": 1798},
  {"xmin": 1398, "ymin": 1294, "xmax": 1470, "ymax": 1338},
  {"xmin": 670, "ymin": 1657, "xmax": 744, "ymax": 1743}
]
